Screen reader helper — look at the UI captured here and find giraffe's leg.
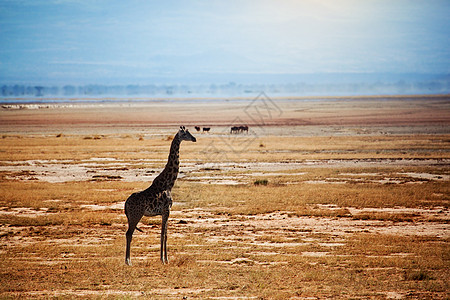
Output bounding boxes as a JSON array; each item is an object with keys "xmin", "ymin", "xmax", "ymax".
[
  {"xmin": 125, "ymin": 217, "xmax": 141, "ymax": 266},
  {"xmin": 125, "ymin": 225, "xmax": 135, "ymax": 266},
  {"xmin": 163, "ymin": 216, "xmax": 169, "ymax": 264},
  {"xmin": 160, "ymin": 211, "xmax": 170, "ymax": 264},
  {"xmin": 164, "ymin": 224, "xmax": 169, "ymax": 264}
]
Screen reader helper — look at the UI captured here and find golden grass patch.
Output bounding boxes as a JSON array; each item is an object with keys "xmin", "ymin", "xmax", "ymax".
[{"xmin": 0, "ymin": 133, "xmax": 448, "ymax": 299}]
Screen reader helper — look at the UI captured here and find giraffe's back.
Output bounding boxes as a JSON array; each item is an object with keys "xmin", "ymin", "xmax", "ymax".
[{"xmin": 125, "ymin": 188, "xmax": 172, "ymax": 219}]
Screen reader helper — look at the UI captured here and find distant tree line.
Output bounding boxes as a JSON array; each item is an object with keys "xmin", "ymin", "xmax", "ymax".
[{"xmin": 1, "ymin": 79, "xmax": 449, "ymax": 97}]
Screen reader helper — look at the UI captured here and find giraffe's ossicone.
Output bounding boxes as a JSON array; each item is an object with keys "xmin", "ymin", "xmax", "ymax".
[{"xmin": 124, "ymin": 126, "xmax": 196, "ymax": 265}]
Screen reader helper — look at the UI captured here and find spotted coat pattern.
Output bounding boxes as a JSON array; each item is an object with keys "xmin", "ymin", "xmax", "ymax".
[{"xmin": 124, "ymin": 127, "xmax": 196, "ymax": 265}]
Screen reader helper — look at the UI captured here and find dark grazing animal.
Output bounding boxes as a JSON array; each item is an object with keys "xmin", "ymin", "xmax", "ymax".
[
  {"xmin": 230, "ymin": 126, "xmax": 240, "ymax": 134},
  {"xmin": 240, "ymin": 125, "xmax": 248, "ymax": 133},
  {"xmin": 231, "ymin": 125, "xmax": 249, "ymax": 134}
]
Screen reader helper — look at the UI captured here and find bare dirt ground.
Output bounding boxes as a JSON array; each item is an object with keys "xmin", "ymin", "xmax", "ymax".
[
  {"xmin": 0, "ymin": 95, "xmax": 449, "ymax": 299},
  {"xmin": 1, "ymin": 94, "xmax": 449, "ymax": 132}
]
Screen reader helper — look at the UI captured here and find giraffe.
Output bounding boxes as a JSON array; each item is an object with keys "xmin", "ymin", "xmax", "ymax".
[{"xmin": 124, "ymin": 126, "xmax": 196, "ymax": 265}]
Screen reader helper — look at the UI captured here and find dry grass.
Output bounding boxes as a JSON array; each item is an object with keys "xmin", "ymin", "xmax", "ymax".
[
  {"xmin": 1, "ymin": 134, "xmax": 449, "ymax": 162},
  {"xmin": 0, "ymin": 132, "xmax": 449, "ymax": 299},
  {"xmin": 175, "ymin": 179, "xmax": 449, "ymax": 215}
]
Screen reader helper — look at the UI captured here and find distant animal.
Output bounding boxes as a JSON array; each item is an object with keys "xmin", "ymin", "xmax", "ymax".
[
  {"xmin": 195, "ymin": 126, "xmax": 201, "ymax": 132},
  {"xmin": 203, "ymin": 127, "xmax": 210, "ymax": 132},
  {"xmin": 124, "ymin": 126, "xmax": 196, "ymax": 265},
  {"xmin": 230, "ymin": 126, "xmax": 240, "ymax": 134},
  {"xmin": 231, "ymin": 125, "xmax": 249, "ymax": 134}
]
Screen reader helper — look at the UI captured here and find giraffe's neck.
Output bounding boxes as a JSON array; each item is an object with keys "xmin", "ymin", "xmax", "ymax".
[{"xmin": 150, "ymin": 133, "xmax": 181, "ymax": 191}]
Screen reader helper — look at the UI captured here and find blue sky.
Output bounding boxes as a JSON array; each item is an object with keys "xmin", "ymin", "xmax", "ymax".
[{"xmin": 0, "ymin": 0, "xmax": 449, "ymax": 84}]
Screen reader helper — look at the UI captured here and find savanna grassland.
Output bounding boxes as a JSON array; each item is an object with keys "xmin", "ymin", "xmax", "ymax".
[{"xmin": 0, "ymin": 96, "xmax": 449, "ymax": 299}]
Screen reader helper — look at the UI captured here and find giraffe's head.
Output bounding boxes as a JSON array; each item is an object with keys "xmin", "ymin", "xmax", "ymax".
[{"xmin": 178, "ymin": 126, "xmax": 197, "ymax": 142}]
